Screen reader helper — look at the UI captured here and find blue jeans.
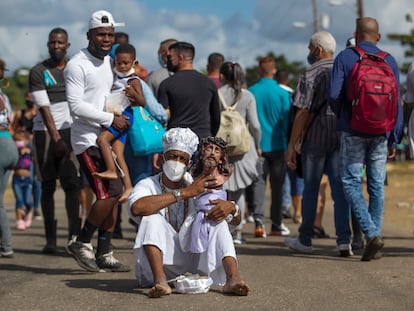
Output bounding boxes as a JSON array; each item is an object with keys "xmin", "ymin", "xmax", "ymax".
[
  {"xmin": 339, "ymin": 132, "xmax": 387, "ymax": 240},
  {"xmin": 281, "ymin": 172, "xmax": 292, "ymax": 212},
  {"xmin": 299, "ymin": 141, "xmax": 351, "ymax": 246},
  {"xmin": 12, "ymin": 175, "xmax": 33, "ymax": 210}
]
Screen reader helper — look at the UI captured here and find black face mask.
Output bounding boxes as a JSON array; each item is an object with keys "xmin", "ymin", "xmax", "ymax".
[
  {"xmin": 307, "ymin": 48, "xmax": 319, "ymax": 65},
  {"xmin": 166, "ymin": 56, "xmax": 179, "ymax": 73},
  {"xmin": 25, "ymin": 101, "xmax": 34, "ymax": 108},
  {"xmin": 87, "ymin": 41, "xmax": 110, "ymax": 60},
  {"xmin": 50, "ymin": 51, "xmax": 67, "ymax": 63}
]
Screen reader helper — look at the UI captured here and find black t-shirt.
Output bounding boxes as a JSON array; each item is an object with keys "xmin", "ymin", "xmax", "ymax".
[{"xmin": 158, "ymin": 70, "xmax": 220, "ymax": 139}]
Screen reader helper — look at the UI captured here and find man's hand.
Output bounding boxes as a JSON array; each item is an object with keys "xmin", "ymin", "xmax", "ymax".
[
  {"xmin": 54, "ymin": 138, "xmax": 70, "ymax": 162},
  {"xmin": 111, "ymin": 115, "xmax": 130, "ymax": 132},
  {"xmin": 205, "ymin": 200, "xmax": 235, "ymax": 223},
  {"xmin": 286, "ymin": 145, "xmax": 297, "ymax": 170},
  {"xmin": 183, "ymin": 175, "xmax": 218, "ymax": 198},
  {"xmin": 387, "ymin": 147, "xmax": 397, "ymax": 160}
]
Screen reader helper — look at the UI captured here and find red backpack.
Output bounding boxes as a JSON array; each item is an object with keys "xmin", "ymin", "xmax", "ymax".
[{"xmin": 347, "ymin": 46, "xmax": 398, "ymax": 134}]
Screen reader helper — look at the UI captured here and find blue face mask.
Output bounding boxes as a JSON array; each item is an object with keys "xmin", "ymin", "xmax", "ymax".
[{"xmin": 158, "ymin": 54, "xmax": 166, "ymax": 67}]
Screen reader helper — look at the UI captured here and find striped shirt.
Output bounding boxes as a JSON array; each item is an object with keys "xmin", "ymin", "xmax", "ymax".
[{"xmin": 293, "ymin": 58, "xmax": 338, "ymax": 150}]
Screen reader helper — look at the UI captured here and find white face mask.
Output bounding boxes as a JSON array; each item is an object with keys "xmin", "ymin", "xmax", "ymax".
[
  {"xmin": 113, "ymin": 66, "xmax": 136, "ymax": 78},
  {"xmin": 163, "ymin": 160, "xmax": 187, "ymax": 182}
]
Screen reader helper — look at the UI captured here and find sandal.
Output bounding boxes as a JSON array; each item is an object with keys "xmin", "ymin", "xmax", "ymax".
[
  {"xmin": 293, "ymin": 214, "xmax": 302, "ymax": 224},
  {"xmin": 313, "ymin": 225, "xmax": 330, "ymax": 238}
]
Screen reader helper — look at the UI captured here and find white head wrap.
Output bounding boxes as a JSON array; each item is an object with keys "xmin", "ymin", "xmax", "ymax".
[{"xmin": 162, "ymin": 127, "xmax": 199, "ymax": 157}]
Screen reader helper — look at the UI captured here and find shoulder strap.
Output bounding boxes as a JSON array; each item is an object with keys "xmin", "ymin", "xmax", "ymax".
[
  {"xmin": 351, "ymin": 46, "xmax": 365, "ymax": 59},
  {"xmin": 218, "ymin": 90, "xmax": 238, "ymax": 110},
  {"xmin": 352, "ymin": 45, "xmax": 388, "ymax": 61}
]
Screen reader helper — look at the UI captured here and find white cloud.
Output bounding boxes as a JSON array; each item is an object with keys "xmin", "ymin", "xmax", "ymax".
[{"xmin": 0, "ymin": 0, "xmax": 413, "ymax": 77}]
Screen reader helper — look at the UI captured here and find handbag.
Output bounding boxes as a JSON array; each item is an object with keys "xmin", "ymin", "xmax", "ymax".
[{"xmin": 128, "ymin": 106, "xmax": 165, "ymax": 156}]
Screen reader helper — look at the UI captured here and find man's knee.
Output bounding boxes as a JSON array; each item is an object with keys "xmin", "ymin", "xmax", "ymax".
[
  {"xmin": 60, "ymin": 175, "xmax": 81, "ymax": 192},
  {"xmin": 42, "ymin": 180, "xmax": 56, "ymax": 194}
]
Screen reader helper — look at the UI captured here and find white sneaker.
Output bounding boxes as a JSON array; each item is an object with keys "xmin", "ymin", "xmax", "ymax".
[
  {"xmin": 246, "ymin": 215, "xmax": 254, "ymax": 223},
  {"xmin": 281, "ymin": 223, "xmax": 291, "ymax": 236},
  {"xmin": 338, "ymin": 243, "xmax": 354, "ymax": 257},
  {"xmin": 285, "ymin": 237, "xmax": 312, "ymax": 253}
]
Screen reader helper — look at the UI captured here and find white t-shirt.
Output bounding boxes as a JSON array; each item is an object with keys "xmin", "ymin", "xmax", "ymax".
[{"xmin": 64, "ymin": 49, "xmax": 114, "ymax": 155}]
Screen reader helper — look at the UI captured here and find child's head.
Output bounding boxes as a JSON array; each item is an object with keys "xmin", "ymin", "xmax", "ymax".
[
  {"xmin": 114, "ymin": 43, "xmax": 137, "ymax": 77},
  {"xmin": 13, "ymin": 130, "xmax": 30, "ymax": 148}
]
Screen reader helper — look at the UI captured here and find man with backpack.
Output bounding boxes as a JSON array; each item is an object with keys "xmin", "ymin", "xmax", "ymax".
[{"xmin": 329, "ymin": 17, "xmax": 403, "ymax": 261}]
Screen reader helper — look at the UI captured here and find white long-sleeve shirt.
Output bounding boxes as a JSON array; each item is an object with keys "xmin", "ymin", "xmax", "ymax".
[{"xmin": 64, "ymin": 48, "xmax": 114, "ymax": 155}]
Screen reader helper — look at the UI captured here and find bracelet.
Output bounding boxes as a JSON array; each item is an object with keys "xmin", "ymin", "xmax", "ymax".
[{"xmin": 230, "ymin": 201, "xmax": 240, "ymax": 217}]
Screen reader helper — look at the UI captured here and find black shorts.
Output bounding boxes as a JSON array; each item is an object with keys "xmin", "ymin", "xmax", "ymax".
[{"xmin": 77, "ymin": 146, "xmax": 123, "ymax": 200}]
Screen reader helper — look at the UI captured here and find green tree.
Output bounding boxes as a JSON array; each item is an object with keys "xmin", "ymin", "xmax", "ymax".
[
  {"xmin": 2, "ymin": 67, "xmax": 30, "ymax": 109},
  {"xmin": 387, "ymin": 13, "xmax": 414, "ymax": 74},
  {"xmin": 244, "ymin": 52, "xmax": 306, "ymax": 88}
]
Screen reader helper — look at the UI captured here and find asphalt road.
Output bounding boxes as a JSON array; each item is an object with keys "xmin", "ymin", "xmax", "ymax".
[{"xmin": 1, "ymin": 186, "xmax": 413, "ymax": 311}]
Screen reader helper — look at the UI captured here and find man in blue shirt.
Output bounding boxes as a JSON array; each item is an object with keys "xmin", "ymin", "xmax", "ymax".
[{"xmin": 329, "ymin": 17, "xmax": 403, "ymax": 261}]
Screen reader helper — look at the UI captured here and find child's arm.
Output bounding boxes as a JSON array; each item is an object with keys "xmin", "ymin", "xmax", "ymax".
[{"xmin": 124, "ymin": 79, "xmax": 145, "ymax": 107}]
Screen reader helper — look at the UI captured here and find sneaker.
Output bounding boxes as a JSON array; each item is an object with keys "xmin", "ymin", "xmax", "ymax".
[
  {"xmin": 233, "ymin": 237, "xmax": 247, "ymax": 245},
  {"xmin": 0, "ymin": 250, "xmax": 14, "ymax": 258},
  {"xmin": 269, "ymin": 223, "xmax": 291, "ymax": 236},
  {"xmin": 254, "ymin": 224, "xmax": 267, "ymax": 238},
  {"xmin": 33, "ymin": 209, "xmax": 42, "ymax": 220},
  {"xmin": 246, "ymin": 215, "xmax": 255, "ymax": 223},
  {"xmin": 16, "ymin": 220, "xmax": 26, "ymax": 231},
  {"xmin": 67, "ymin": 241, "xmax": 100, "ymax": 272},
  {"xmin": 361, "ymin": 236, "xmax": 384, "ymax": 261},
  {"xmin": 351, "ymin": 239, "xmax": 365, "ymax": 251},
  {"xmin": 24, "ymin": 210, "xmax": 33, "ymax": 228},
  {"xmin": 285, "ymin": 237, "xmax": 312, "ymax": 253},
  {"xmin": 338, "ymin": 244, "xmax": 354, "ymax": 257},
  {"xmin": 96, "ymin": 251, "xmax": 131, "ymax": 272},
  {"xmin": 42, "ymin": 244, "xmax": 57, "ymax": 254}
]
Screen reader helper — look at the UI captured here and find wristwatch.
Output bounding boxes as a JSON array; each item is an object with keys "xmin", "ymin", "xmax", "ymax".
[
  {"xmin": 172, "ymin": 189, "xmax": 182, "ymax": 202},
  {"xmin": 231, "ymin": 201, "xmax": 240, "ymax": 217},
  {"xmin": 226, "ymin": 213, "xmax": 233, "ymax": 223}
]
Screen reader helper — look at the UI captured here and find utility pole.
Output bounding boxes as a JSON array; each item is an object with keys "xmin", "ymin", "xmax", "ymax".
[
  {"xmin": 312, "ymin": 0, "xmax": 319, "ymax": 32},
  {"xmin": 357, "ymin": 0, "xmax": 364, "ymax": 18}
]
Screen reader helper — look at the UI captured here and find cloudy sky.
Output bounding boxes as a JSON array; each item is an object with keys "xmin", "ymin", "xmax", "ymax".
[{"xmin": 1, "ymin": 0, "xmax": 413, "ymax": 75}]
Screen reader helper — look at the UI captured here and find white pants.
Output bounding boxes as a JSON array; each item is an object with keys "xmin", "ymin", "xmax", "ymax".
[{"xmin": 133, "ymin": 213, "xmax": 237, "ymax": 287}]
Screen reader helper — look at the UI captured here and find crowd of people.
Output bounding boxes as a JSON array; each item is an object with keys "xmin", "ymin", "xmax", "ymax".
[{"xmin": 0, "ymin": 10, "xmax": 407, "ymax": 298}]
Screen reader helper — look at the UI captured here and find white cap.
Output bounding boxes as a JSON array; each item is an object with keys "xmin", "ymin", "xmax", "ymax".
[
  {"xmin": 162, "ymin": 128, "xmax": 199, "ymax": 157},
  {"xmin": 88, "ymin": 10, "xmax": 125, "ymax": 30}
]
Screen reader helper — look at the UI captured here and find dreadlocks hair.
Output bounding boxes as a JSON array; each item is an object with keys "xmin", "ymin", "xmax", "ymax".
[{"xmin": 192, "ymin": 136, "xmax": 233, "ymax": 178}]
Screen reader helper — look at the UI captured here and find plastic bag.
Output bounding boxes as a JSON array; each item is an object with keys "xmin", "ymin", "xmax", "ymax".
[{"xmin": 173, "ymin": 274, "xmax": 213, "ymax": 294}]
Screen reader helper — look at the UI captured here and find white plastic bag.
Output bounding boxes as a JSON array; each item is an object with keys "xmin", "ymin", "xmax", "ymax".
[
  {"xmin": 105, "ymin": 92, "xmax": 130, "ymax": 115},
  {"xmin": 173, "ymin": 274, "xmax": 213, "ymax": 294}
]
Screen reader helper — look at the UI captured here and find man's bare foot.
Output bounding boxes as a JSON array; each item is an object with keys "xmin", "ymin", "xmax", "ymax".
[
  {"xmin": 148, "ymin": 283, "xmax": 172, "ymax": 298},
  {"xmin": 92, "ymin": 170, "xmax": 118, "ymax": 180},
  {"xmin": 222, "ymin": 279, "xmax": 249, "ymax": 296},
  {"xmin": 118, "ymin": 188, "xmax": 133, "ymax": 203}
]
